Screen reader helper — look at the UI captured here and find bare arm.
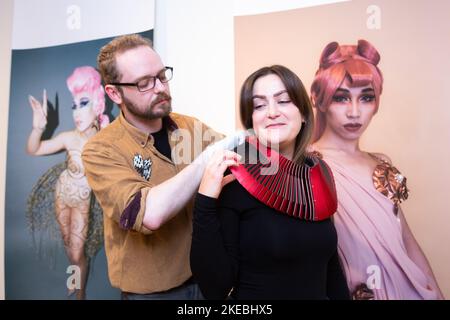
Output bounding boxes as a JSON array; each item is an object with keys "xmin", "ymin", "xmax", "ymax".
[
  {"xmin": 399, "ymin": 207, "xmax": 445, "ymax": 299},
  {"xmin": 27, "ymin": 131, "xmax": 68, "ymax": 156}
]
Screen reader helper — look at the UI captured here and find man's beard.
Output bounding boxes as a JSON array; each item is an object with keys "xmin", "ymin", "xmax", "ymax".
[{"xmin": 123, "ymin": 92, "xmax": 172, "ymax": 120}]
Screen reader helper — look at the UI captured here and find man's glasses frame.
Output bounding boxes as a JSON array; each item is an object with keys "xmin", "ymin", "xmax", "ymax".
[{"xmin": 109, "ymin": 66, "xmax": 173, "ymax": 92}]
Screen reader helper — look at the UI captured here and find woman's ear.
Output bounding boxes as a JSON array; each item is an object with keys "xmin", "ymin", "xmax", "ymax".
[
  {"xmin": 310, "ymin": 94, "xmax": 317, "ymax": 107},
  {"xmin": 311, "ymin": 93, "xmax": 326, "ymax": 112},
  {"xmin": 104, "ymin": 85, "xmax": 123, "ymax": 105}
]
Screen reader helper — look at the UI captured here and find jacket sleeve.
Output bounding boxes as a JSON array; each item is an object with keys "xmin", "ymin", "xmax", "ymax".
[{"xmin": 82, "ymin": 140, "xmax": 154, "ymax": 235}]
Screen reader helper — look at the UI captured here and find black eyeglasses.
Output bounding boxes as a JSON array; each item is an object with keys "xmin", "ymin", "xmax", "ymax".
[{"xmin": 109, "ymin": 66, "xmax": 173, "ymax": 92}]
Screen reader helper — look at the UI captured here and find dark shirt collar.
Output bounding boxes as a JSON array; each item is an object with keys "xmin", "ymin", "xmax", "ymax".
[{"xmin": 119, "ymin": 112, "xmax": 179, "ymax": 148}]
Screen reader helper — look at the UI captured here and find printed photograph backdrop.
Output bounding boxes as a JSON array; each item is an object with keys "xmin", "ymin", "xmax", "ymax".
[
  {"xmin": 234, "ymin": 0, "xmax": 450, "ymax": 297},
  {"xmin": 5, "ymin": 23, "xmax": 153, "ymax": 299}
]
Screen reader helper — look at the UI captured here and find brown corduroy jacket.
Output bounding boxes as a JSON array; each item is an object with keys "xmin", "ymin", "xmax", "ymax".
[{"xmin": 82, "ymin": 112, "xmax": 222, "ymax": 293}]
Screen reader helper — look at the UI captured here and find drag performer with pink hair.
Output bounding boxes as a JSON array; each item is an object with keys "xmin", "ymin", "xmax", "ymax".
[
  {"xmin": 26, "ymin": 66, "xmax": 109, "ymax": 299},
  {"xmin": 310, "ymin": 40, "xmax": 443, "ymax": 299}
]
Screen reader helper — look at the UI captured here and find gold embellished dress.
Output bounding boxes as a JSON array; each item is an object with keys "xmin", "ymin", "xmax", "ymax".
[{"xmin": 26, "ymin": 149, "xmax": 103, "ymax": 265}]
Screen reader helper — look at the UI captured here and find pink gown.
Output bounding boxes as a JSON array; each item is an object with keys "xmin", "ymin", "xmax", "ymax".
[{"xmin": 317, "ymin": 152, "xmax": 439, "ymax": 300}]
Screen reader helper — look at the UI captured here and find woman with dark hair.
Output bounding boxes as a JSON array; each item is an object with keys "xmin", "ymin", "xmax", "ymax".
[
  {"xmin": 190, "ymin": 65, "xmax": 349, "ymax": 300},
  {"xmin": 310, "ymin": 39, "xmax": 443, "ymax": 299}
]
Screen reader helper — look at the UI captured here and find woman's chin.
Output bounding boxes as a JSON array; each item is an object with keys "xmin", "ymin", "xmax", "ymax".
[
  {"xmin": 256, "ymin": 132, "xmax": 284, "ymax": 146},
  {"xmin": 76, "ymin": 125, "xmax": 90, "ymax": 133},
  {"xmin": 341, "ymin": 131, "xmax": 364, "ymax": 141}
]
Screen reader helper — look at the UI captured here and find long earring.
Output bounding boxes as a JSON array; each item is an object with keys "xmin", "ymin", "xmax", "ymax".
[{"xmin": 93, "ymin": 116, "xmax": 100, "ymax": 131}]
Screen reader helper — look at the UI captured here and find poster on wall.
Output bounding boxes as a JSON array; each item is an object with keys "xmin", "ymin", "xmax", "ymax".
[
  {"xmin": 5, "ymin": 0, "xmax": 154, "ymax": 299},
  {"xmin": 234, "ymin": 0, "xmax": 450, "ymax": 299}
]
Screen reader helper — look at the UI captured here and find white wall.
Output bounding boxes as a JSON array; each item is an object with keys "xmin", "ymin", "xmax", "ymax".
[
  {"xmin": 234, "ymin": 0, "xmax": 348, "ymax": 16},
  {"xmin": 0, "ymin": 0, "xmax": 14, "ymax": 301},
  {"xmin": 13, "ymin": 0, "xmax": 154, "ymax": 49},
  {"xmin": 154, "ymin": 0, "xmax": 236, "ymax": 135}
]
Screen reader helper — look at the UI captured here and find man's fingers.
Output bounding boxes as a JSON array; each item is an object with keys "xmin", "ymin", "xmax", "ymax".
[
  {"xmin": 210, "ymin": 150, "xmax": 240, "ymax": 166},
  {"xmin": 219, "ymin": 159, "xmax": 240, "ymax": 168},
  {"xmin": 223, "ymin": 149, "xmax": 241, "ymax": 160}
]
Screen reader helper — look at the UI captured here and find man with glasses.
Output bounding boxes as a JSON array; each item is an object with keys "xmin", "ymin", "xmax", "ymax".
[{"xmin": 82, "ymin": 34, "xmax": 238, "ymax": 299}]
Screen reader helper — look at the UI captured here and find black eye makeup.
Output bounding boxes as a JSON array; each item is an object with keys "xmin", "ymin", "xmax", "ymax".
[
  {"xmin": 79, "ymin": 97, "xmax": 91, "ymax": 108},
  {"xmin": 72, "ymin": 97, "xmax": 91, "ymax": 110},
  {"xmin": 332, "ymin": 94, "xmax": 350, "ymax": 103},
  {"xmin": 360, "ymin": 94, "xmax": 375, "ymax": 102}
]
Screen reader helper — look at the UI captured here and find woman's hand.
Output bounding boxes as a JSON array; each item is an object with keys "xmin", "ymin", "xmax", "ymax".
[
  {"xmin": 28, "ymin": 89, "xmax": 48, "ymax": 131},
  {"xmin": 198, "ymin": 150, "xmax": 241, "ymax": 199}
]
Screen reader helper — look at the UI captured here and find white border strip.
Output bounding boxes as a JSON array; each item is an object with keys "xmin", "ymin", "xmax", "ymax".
[
  {"xmin": 13, "ymin": 0, "xmax": 155, "ymax": 50},
  {"xmin": 233, "ymin": 0, "xmax": 350, "ymax": 17}
]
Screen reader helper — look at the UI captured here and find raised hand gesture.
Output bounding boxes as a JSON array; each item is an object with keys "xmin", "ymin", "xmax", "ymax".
[{"xmin": 28, "ymin": 89, "xmax": 48, "ymax": 131}]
